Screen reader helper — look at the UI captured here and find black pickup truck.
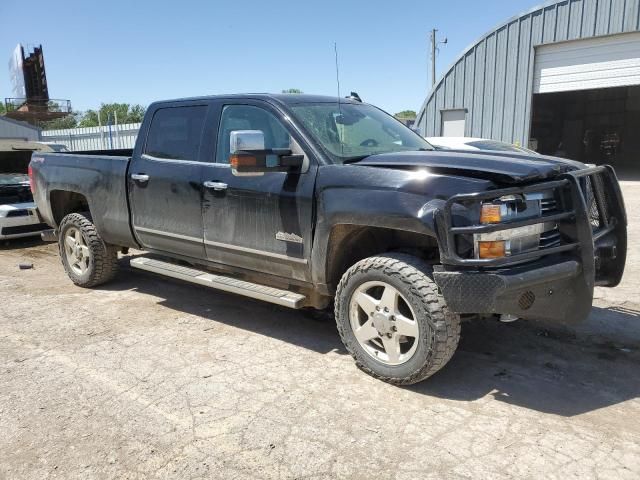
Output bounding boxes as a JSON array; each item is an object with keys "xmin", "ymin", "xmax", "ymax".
[{"xmin": 30, "ymin": 94, "xmax": 627, "ymax": 385}]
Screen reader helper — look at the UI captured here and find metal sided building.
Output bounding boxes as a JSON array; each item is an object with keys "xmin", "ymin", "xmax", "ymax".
[
  {"xmin": 0, "ymin": 116, "xmax": 41, "ymax": 141},
  {"xmin": 416, "ymin": 0, "xmax": 640, "ymax": 172}
]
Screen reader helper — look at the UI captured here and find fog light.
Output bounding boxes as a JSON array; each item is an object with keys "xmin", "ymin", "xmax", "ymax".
[
  {"xmin": 478, "ymin": 240, "xmax": 506, "ymax": 258},
  {"xmin": 480, "ymin": 204, "xmax": 502, "ymax": 224}
]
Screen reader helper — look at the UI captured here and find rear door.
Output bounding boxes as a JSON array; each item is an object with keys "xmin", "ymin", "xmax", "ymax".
[
  {"xmin": 200, "ymin": 100, "xmax": 318, "ymax": 282},
  {"xmin": 128, "ymin": 102, "xmax": 208, "ymax": 259}
]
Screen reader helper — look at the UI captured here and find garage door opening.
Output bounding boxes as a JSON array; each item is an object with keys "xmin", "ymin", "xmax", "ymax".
[{"xmin": 530, "ymin": 85, "xmax": 640, "ymax": 177}]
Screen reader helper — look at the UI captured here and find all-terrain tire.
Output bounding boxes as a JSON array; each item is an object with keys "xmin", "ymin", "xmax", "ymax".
[
  {"xmin": 335, "ymin": 253, "xmax": 460, "ymax": 385},
  {"xmin": 58, "ymin": 212, "xmax": 119, "ymax": 287}
]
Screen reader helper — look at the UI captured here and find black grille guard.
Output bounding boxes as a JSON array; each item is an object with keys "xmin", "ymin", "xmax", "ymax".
[{"xmin": 437, "ymin": 165, "xmax": 627, "ymax": 284}]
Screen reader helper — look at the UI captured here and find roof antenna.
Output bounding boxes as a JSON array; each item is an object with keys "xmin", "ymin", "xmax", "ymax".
[
  {"xmin": 334, "ymin": 42, "xmax": 344, "ymax": 155},
  {"xmin": 334, "ymin": 42, "xmax": 342, "ymax": 101}
]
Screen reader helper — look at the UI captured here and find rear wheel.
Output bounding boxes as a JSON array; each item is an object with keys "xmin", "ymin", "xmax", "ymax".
[
  {"xmin": 58, "ymin": 212, "xmax": 119, "ymax": 287},
  {"xmin": 335, "ymin": 253, "xmax": 460, "ymax": 385}
]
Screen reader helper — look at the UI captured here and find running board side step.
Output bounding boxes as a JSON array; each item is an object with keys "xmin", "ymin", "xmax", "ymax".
[{"xmin": 130, "ymin": 257, "xmax": 306, "ymax": 309}]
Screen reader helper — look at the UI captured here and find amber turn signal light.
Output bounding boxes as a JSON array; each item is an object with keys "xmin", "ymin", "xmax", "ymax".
[
  {"xmin": 478, "ymin": 240, "xmax": 506, "ymax": 258},
  {"xmin": 480, "ymin": 204, "xmax": 501, "ymax": 224},
  {"xmin": 230, "ymin": 154, "xmax": 258, "ymax": 169}
]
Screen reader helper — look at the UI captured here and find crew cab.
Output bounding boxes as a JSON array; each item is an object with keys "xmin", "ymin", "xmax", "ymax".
[{"xmin": 30, "ymin": 94, "xmax": 627, "ymax": 385}]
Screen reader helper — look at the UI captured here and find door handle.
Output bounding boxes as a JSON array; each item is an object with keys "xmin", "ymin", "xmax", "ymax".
[
  {"xmin": 131, "ymin": 173, "xmax": 150, "ymax": 183},
  {"xmin": 203, "ymin": 181, "xmax": 228, "ymax": 191}
]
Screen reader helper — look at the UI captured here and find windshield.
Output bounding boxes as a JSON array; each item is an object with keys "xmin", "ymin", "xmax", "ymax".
[
  {"xmin": 0, "ymin": 174, "xmax": 29, "ymax": 186},
  {"xmin": 290, "ymin": 103, "xmax": 433, "ymax": 163}
]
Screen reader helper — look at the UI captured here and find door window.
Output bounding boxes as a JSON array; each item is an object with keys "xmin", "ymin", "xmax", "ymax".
[
  {"xmin": 216, "ymin": 105, "xmax": 291, "ymax": 164},
  {"xmin": 145, "ymin": 106, "xmax": 207, "ymax": 161}
]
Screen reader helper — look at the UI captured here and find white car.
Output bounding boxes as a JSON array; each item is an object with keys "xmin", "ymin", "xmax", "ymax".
[
  {"xmin": 425, "ymin": 137, "xmax": 539, "ymax": 155},
  {"xmin": 0, "ymin": 173, "xmax": 48, "ymax": 240}
]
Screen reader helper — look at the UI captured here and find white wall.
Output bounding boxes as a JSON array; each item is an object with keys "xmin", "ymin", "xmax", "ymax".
[
  {"xmin": 0, "ymin": 117, "xmax": 40, "ymax": 141},
  {"xmin": 440, "ymin": 110, "xmax": 467, "ymax": 136},
  {"xmin": 41, "ymin": 122, "xmax": 141, "ymax": 151}
]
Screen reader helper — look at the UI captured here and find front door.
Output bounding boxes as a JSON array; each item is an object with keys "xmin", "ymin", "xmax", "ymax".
[
  {"xmin": 129, "ymin": 103, "xmax": 208, "ymax": 259},
  {"xmin": 200, "ymin": 101, "xmax": 317, "ymax": 283}
]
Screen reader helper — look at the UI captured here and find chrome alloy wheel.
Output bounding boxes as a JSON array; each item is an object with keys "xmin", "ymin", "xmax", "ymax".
[
  {"xmin": 63, "ymin": 226, "xmax": 91, "ymax": 276},
  {"xmin": 349, "ymin": 281, "xmax": 420, "ymax": 366}
]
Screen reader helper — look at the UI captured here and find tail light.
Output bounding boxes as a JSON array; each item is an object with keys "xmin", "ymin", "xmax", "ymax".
[{"xmin": 28, "ymin": 165, "xmax": 35, "ymax": 193}]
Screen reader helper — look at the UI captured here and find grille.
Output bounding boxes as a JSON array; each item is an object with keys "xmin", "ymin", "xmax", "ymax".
[
  {"xmin": 1, "ymin": 223, "xmax": 48, "ymax": 236},
  {"xmin": 6, "ymin": 209, "xmax": 30, "ymax": 218},
  {"xmin": 540, "ymin": 198, "xmax": 558, "ymax": 214},
  {"xmin": 539, "ymin": 195, "xmax": 561, "ymax": 251},
  {"xmin": 540, "ymin": 229, "xmax": 561, "ymax": 249},
  {"xmin": 583, "ymin": 174, "xmax": 610, "ymax": 230},
  {"xmin": 518, "ymin": 291, "xmax": 536, "ymax": 310},
  {"xmin": 0, "ymin": 186, "xmax": 33, "ymax": 205}
]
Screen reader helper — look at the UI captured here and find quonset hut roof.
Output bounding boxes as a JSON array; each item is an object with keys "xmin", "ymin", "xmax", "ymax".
[{"xmin": 416, "ymin": 0, "xmax": 640, "ymax": 144}]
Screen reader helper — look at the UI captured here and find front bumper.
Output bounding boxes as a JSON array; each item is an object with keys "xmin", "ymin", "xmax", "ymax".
[
  {"xmin": 434, "ymin": 259, "xmax": 590, "ymax": 323},
  {"xmin": 0, "ymin": 202, "xmax": 49, "ymax": 240},
  {"xmin": 433, "ymin": 165, "xmax": 627, "ymax": 324}
]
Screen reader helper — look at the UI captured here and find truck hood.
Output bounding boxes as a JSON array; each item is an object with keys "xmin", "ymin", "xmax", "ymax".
[{"xmin": 354, "ymin": 150, "xmax": 581, "ymax": 184}]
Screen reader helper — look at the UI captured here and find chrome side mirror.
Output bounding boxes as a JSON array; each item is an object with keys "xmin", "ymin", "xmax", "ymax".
[
  {"xmin": 229, "ymin": 130, "xmax": 266, "ymax": 177},
  {"xmin": 230, "ymin": 130, "xmax": 265, "ymax": 154},
  {"xmin": 228, "ymin": 129, "xmax": 303, "ymax": 176}
]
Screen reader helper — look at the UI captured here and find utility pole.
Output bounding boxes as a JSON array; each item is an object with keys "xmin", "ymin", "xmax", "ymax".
[
  {"xmin": 430, "ymin": 29, "xmax": 448, "ymax": 87},
  {"xmin": 431, "ymin": 29, "xmax": 437, "ymax": 87}
]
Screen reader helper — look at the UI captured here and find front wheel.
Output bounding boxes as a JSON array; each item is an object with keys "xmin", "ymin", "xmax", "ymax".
[
  {"xmin": 335, "ymin": 253, "xmax": 460, "ymax": 385},
  {"xmin": 58, "ymin": 212, "xmax": 119, "ymax": 287}
]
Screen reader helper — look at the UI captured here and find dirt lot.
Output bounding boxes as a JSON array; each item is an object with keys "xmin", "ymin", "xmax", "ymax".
[{"xmin": 1, "ymin": 183, "xmax": 639, "ymax": 480}]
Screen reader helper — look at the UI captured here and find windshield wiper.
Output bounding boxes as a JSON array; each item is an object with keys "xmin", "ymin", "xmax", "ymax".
[
  {"xmin": 341, "ymin": 154, "xmax": 374, "ymax": 164},
  {"xmin": 341, "ymin": 146, "xmax": 434, "ymax": 164}
]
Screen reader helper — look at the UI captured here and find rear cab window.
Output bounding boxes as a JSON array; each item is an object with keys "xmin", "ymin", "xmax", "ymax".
[{"xmin": 144, "ymin": 106, "xmax": 207, "ymax": 161}]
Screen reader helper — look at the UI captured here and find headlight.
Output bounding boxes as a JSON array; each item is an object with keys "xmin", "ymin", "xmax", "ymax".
[{"xmin": 475, "ymin": 193, "xmax": 556, "ymax": 260}]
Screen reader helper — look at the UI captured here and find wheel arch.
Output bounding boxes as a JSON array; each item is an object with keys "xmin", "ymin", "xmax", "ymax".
[
  {"xmin": 323, "ymin": 224, "xmax": 440, "ymax": 294},
  {"xmin": 49, "ymin": 190, "xmax": 91, "ymax": 226}
]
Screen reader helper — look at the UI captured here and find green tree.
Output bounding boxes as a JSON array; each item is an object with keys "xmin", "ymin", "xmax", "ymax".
[
  {"xmin": 394, "ymin": 110, "xmax": 417, "ymax": 119},
  {"xmin": 128, "ymin": 104, "xmax": 146, "ymax": 122},
  {"xmin": 41, "ymin": 113, "xmax": 81, "ymax": 130},
  {"xmin": 78, "ymin": 103, "xmax": 146, "ymax": 127},
  {"xmin": 282, "ymin": 88, "xmax": 303, "ymax": 94},
  {"xmin": 0, "ymin": 102, "xmax": 6, "ymax": 115}
]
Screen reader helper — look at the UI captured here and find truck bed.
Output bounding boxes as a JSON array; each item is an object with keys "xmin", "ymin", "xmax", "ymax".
[
  {"xmin": 30, "ymin": 152, "xmax": 136, "ymax": 248},
  {"xmin": 69, "ymin": 148, "xmax": 134, "ymax": 157}
]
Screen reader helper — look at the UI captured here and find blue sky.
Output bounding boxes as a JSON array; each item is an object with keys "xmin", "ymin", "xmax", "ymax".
[{"xmin": 1, "ymin": 0, "xmax": 538, "ymax": 115}]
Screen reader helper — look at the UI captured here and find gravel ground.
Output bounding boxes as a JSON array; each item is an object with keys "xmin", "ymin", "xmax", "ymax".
[{"xmin": 1, "ymin": 182, "xmax": 639, "ymax": 479}]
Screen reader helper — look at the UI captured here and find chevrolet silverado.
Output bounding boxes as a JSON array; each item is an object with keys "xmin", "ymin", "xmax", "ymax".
[{"xmin": 29, "ymin": 94, "xmax": 627, "ymax": 384}]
